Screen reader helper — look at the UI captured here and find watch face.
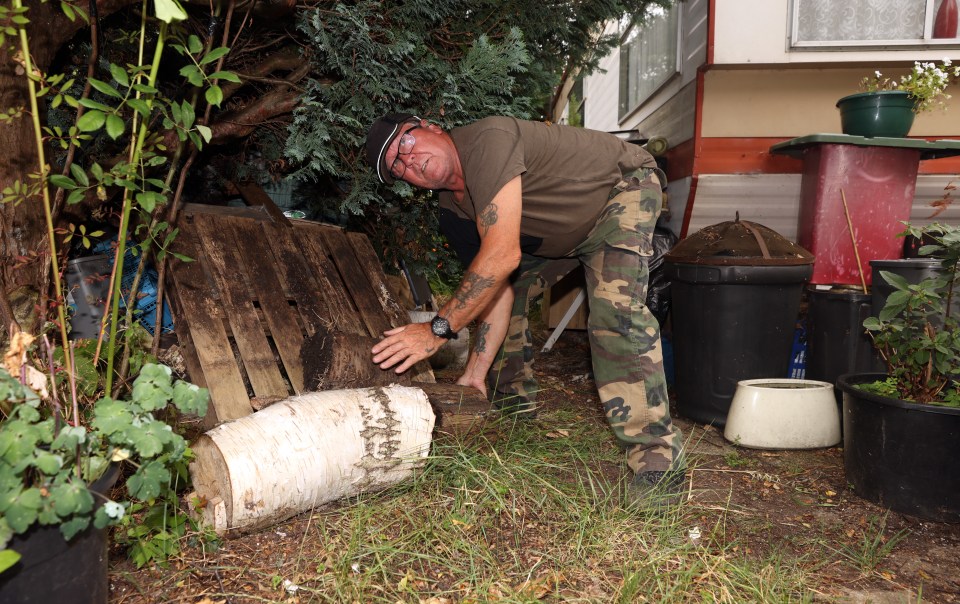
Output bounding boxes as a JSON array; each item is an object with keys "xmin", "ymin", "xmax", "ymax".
[{"xmin": 431, "ymin": 316, "xmax": 449, "ymax": 337}]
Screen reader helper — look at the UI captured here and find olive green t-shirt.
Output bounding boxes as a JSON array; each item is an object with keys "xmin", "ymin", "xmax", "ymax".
[{"xmin": 438, "ymin": 116, "xmax": 655, "ymax": 258}]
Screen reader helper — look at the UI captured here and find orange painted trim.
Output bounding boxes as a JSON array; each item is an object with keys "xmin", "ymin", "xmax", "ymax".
[
  {"xmin": 698, "ymin": 138, "xmax": 804, "ymax": 174},
  {"xmin": 664, "ymin": 138, "xmax": 695, "ymax": 183}
]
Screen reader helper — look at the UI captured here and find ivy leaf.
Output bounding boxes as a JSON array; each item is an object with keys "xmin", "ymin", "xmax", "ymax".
[
  {"xmin": 131, "ymin": 364, "xmax": 174, "ymax": 412},
  {"xmin": 49, "ymin": 480, "xmax": 94, "ymax": 517},
  {"xmin": 90, "ymin": 398, "xmax": 134, "ymax": 435},
  {"xmin": 51, "ymin": 425, "xmax": 87, "ymax": 451},
  {"xmin": 172, "ymin": 381, "xmax": 209, "ymax": 416},
  {"xmin": 59, "ymin": 515, "xmax": 91, "ymax": 540},
  {"xmin": 34, "ymin": 451, "xmax": 63, "ymax": 475},
  {"xmin": 5, "ymin": 488, "xmax": 42, "ymax": 532},
  {"xmin": 128, "ymin": 420, "xmax": 173, "ymax": 458},
  {"xmin": 77, "ymin": 110, "xmax": 106, "ymax": 132},
  {"xmin": 126, "ymin": 460, "xmax": 170, "ymax": 500}
]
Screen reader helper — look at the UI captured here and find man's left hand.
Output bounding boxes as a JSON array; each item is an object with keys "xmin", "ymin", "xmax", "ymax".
[{"xmin": 371, "ymin": 322, "xmax": 443, "ymax": 373}]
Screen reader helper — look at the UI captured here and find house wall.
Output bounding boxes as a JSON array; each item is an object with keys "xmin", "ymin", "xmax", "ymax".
[
  {"xmin": 702, "ymin": 69, "xmax": 960, "ymax": 138},
  {"xmin": 713, "ymin": 0, "xmax": 960, "ymax": 65},
  {"xmin": 582, "ymin": 0, "xmax": 960, "ymax": 243}
]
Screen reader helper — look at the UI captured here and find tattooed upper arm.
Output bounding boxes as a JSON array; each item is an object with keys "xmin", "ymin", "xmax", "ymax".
[{"xmin": 478, "ymin": 203, "xmax": 499, "ymax": 237}]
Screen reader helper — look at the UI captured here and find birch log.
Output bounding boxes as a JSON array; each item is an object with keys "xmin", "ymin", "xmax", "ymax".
[{"xmin": 189, "ymin": 385, "xmax": 435, "ymax": 535}]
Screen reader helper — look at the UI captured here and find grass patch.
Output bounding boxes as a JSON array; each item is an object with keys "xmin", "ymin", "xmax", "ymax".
[{"xmin": 253, "ymin": 411, "xmax": 818, "ymax": 602}]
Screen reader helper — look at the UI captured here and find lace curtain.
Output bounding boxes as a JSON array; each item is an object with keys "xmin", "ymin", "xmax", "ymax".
[{"xmin": 796, "ymin": 0, "xmax": 927, "ymax": 41}]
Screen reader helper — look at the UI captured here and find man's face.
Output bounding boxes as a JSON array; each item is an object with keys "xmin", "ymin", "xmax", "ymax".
[{"xmin": 384, "ymin": 121, "xmax": 453, "ymax": 189}]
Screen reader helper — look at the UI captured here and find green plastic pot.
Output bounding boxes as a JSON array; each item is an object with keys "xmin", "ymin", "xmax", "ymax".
[{"xmin": 836, "ymin": 90, "xmax": 916, "ymax": 138}]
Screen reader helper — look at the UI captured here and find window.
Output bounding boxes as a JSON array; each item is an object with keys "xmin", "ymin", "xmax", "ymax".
[
  {"xmin": 792, "ymin": 0, "xmax": 960, "ymax": 47},
  {"xmin": 619, "ymin": 3, "xmax": 680, "ymax": 119}
]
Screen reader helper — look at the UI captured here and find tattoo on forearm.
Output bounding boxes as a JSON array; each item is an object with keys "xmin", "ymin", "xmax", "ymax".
[
  {"xmin": 475, "ymin": 321, "xmax": 490, "ymax": 353},
  {"xmin": 454, "ymin": 272, "xmax": 495, "ymax": 310},
  {"xmin": 478, "ymin": 203, "xmax": 499, "ymax": 236}
]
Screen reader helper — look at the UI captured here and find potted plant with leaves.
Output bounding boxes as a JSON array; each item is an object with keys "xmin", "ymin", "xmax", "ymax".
[
  {"xmin": 837, "ymin": 59, "xmax": 960, "ymax": 138},
  {"xmin": 837, "ymin": 223, "xmax": 960, "ymax": 522},
  {"xmin": 0, "ymin": 0, "xmax": 230, "ymax": 599},
  {"xmin": 0, "ymin": 342, "xmax": 208, "ymax": 601}
]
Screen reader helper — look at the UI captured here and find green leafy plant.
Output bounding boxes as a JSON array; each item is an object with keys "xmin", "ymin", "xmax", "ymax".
[
  {"xmin": 0, "ymin": 0, "xmax": 232, "ymax": 574},
  {"xmin": 862, "ymin": 223, "xmax": 960, "ymax": 405},
  {"xmin": 860, "ymin": 59, "xmax": 960, "ymax": 113},
  {"xmin": 0, "ymin": 360, "xmax": 208, "ymax": 573}
]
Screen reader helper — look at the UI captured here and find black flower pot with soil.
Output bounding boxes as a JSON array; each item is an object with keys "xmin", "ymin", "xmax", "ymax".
[
  {"xmin": 838, "ymin": 373, "xmax": 960, "ymax": 523},
  {"xmin": 0, "ymin": 464, "xmax": 120, "ymax": 604}
]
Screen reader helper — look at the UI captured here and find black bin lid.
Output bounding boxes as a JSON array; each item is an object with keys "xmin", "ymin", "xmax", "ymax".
[{"xmin": 665, "ymin": 215, "xmax": 814, "ymax": 266}]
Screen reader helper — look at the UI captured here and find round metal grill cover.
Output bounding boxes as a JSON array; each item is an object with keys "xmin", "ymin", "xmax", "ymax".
[{"xmin": 665, "ymin": 217, "xmax": 814, "ymax": 266}]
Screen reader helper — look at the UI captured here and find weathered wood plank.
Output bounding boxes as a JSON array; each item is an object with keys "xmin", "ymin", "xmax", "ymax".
[
  {"xmin": 168, "ymin": 216, "xmax": 253, "ymax": 425},
  {"xmin": 346, "ymin": 232, "xmax": 435, "ymax": 384},
  {"xmin": 227, "ymin": 217, "xmax": 305, "ymax": 393},
  {"xmin": 294, "ymin": 224, "xmax": 367, "ymax": 336},
  {"xmin": 318, "ymin": 228, "xmax": 393, "ymax": 338},
  {"xmin": 259, "ymin": 221, "xmax": 332, "ymax": 337},
  {"xmin": 300, "ymin": 325, "xmax": 412, "ymax": 391},
  {"xmin": 194, "ymin": 214, "xmax": 289, "ymax": 399}
]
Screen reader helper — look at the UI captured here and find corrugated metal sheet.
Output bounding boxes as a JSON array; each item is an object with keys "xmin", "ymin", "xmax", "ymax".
[{"xmin": 685, "ymin": 174, "xmax": 960, "ymax": 242}]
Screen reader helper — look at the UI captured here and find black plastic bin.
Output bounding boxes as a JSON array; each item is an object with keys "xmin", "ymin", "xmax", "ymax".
[
  {"xmin": 871, "ymin": 258, "xmax": 960, "ymax": 319},
  {"xmin": 805, "ymin": 286, "xmax": 880, "ymax": 401},
  {"xmin": 664, "ymin": 218, "xmax": 814, "ymax": 427}
]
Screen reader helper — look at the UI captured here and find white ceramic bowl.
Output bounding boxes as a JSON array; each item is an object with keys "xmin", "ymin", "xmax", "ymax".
[{"xmin": 723, "ymin": 378, "xmax": 840, "ymax": 449}]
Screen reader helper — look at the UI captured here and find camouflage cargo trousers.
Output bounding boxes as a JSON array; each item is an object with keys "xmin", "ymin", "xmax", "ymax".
[{"xmin": 487, "ymin": 166, "xmax": 684, "ymax": 473}]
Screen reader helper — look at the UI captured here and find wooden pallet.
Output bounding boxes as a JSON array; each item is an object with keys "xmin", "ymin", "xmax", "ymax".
[{"xmin": 166, "ymin": 203, "xmax": 434, "ymax": 427}]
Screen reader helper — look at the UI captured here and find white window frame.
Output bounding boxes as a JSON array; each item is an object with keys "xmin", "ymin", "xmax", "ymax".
[
  {"xmin": 618, "ymin": 4, "xmax": 682, "ymax": 120},
  {"xmin": 790, "ymin": 0, "xmax": 960, "ymax": 49}
]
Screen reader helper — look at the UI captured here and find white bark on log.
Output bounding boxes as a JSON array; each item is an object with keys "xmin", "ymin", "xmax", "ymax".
[{"xmin": 189, "ymin": 385, "xmax": 435, "ymax": 535}]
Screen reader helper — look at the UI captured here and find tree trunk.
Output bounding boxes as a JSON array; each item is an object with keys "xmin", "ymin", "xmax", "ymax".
[{"xmin": 189, "ymin": 385, "xmax": 435, "ymax": 535}]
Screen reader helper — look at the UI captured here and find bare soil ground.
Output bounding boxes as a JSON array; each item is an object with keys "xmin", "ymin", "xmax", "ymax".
[{"xmin": 108, "ymin": 329, "xmax": 960, "ymax": 603}]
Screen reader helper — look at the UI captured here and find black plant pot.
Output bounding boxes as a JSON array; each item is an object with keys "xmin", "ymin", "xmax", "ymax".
[
  {"xmin": 838, "ymin": 373, "xmax": 960, "ymax": 523},
  {"xmin": 0, "ymin": 465, "xmax": 120, "ymax": 603}
]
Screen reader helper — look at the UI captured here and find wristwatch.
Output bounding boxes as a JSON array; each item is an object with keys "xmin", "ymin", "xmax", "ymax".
[{"xmin": 430, "ymin": 315, "xmax": 458, "ymax": 340}]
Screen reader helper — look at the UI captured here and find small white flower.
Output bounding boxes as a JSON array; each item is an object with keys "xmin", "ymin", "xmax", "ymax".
[
  {"xmin": 688, "ymin": 526, "xmax": 702, "ymax": 541},
  {"xmin": 103, "ymin": 500, "xmax": 125, "ymax": 520},
  {"xmin": 282, "ymin": 579, "xmax": 300, "ymax": 594}
]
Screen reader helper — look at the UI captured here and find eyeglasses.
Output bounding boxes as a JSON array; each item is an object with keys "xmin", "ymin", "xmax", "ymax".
[{"xmin": 389, "ymin": 126, "xmax": 421, "ymax": 180}]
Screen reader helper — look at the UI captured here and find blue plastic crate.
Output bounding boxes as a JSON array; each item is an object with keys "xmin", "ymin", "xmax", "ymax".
[{"xmin": 89, "ymin": 239, "xmax": 174, "ymax": 335}]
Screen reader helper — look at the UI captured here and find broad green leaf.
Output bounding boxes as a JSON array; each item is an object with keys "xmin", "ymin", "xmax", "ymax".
[
  {"xmin": 88, "ymin": 77, "xmax": 122, "ymax": 99},
  {"xmin": 77, "ymin": 98, "xmax": 113, "ymax": 112},
  {"xmin": 109, "ymin": 63, "xmax": 130, "ymax": 87},
  {"xmin": 90, "ymin": 398, "xmax": 134, "ymax": 435},
  {"xmin": 880, "ymin": 270, "xmax": 910, "ymax": 291},
  {"xmin": 153, "ymin": 0, "xmax": 187, "ymax": 23},
  {"xmin": 208, "ymin": 70, "xmax": 241, "ymax": 83},
  {"xmin": 89, "ymin": 162, "xmax": 104, "ymax": 180},
  {"xmin": 34, "ymin": 451, "xmax": 63, "ymax": 475},
  {"xmin": 49, "ymin": 480, "xmax": 94, "ymax": 517},
  {"xmin": 76, "ymin": 110, "xmax": 106, "ymax": 132},
  {"xmin": 105, "ymin": 113, "xmax": 125, "ymax": 139},
  {"xmin": 196, "ymin": 124, "xmax": 212, "ymax": 143},
  {"xmin": 48, "ymin": 174, "xmax": 76, "ymax": 190},
  {"xmin": 179, "ymin": 65, "xmax": 203, "ymax": 87},
  {"xmin": 180, "ymin": 101, "xmax": 195, "ymax": 129},
  {"xmin": 67, "ymin": 189, "xmax": 85, "ymax": 204},
  {"xmin": 186, "ymin": 34, "xmax": 203, "ymax": 55},
  {"xmin": 205, "ymin": 85, "xmax": 223, "ymax": 107},
  {"xmin": 126, "ymin": 460, "xmax": 170, "ymax": 500},
  {"xmin": 200, "ymin": 47, "xmax": 230, "ymax": 65},
  {"xmin": 59, "ymin": 516, "xmax": 91, "ymax": 540},
  {"xmin": 51, "ymin": 425, "xmax": 87, "ymax": 451},
  {"xmin": 69, "ymin": 163, "xmax": 89, "ymax": 187},
  {"xmin": 126, "ymin": 98, "xmax": 151, "ymax": 119},
  {"xmin": 172, "ymin": 381, "xmax": 209, "ymax": 416},
  {"xmin": 0, "ymin": 549, "xmax": 21, "ymax": 574}
]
